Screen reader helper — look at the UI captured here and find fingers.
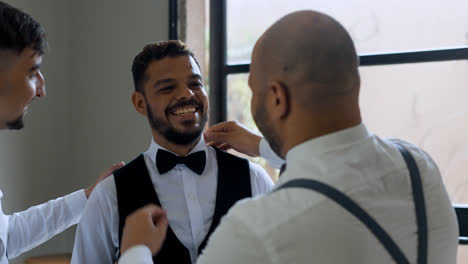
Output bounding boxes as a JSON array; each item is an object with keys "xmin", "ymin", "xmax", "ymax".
[
  {"xmin": 205, "ymin": 120, "xmax": 261, "ymax": 157},
  {"xmin": 139, "ymin": 204, "xmax": 168, "ymax": 248},
  {"xmin": 140, "ymin": 204, "xmax": 165, "ymax": 219},
  {"xmin": 204, "ymin": 121, "xmax": 237, "ymax": 141},
  {"xmin": 206, "ymin": 137, "xmax": 230, "ymax": 149},
  {"xmin": 120, "ymin": 204, "xmax": 168, "ymax": 256},
  {"xmin": 207, "ymin": 121, "xmax": 236, "ymax": 133},
  {"xmin": 153, "ymin": 210, "xmax": 168, "ymax": 238},
  {"xmin": 140, "ymin": 205, "xmax": 168, "ymax": 228},
  {"xmin": 114, "ymin": 161, "xmax": 125, "ymax": 169},
  {"xmin": 99, "ymin": 162, "xmax": 125, "ymax": 178},
  {"xmin": 206, "ymin": 141, "xmax": 231, "ymax": 150},
  {"xmin": 126, "ymin": 204, "xmax": 168, "ymax": 234},
  {"xmin": 110, "ymin": 162, "xmax": 125, "ymax": 174},
  {"xmin": 205, "ymin": 130, "xmax": 232, "ymax": 147},
  {"xmin": 217, "ymin": 143, "xmax": 231, "ymax": 151},
  {"xmin": 86, "ymin": 162, "xmax": 126, "ymax": 198}
]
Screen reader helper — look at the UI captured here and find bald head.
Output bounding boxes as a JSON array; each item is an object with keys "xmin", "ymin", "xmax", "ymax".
[
  {"xmin": 249, "ymin": 10, "xmax": 362, "ymax": 157},
  {"xmin": 252, "ymin": 10, "xmax": 360, "ymax": 110}
]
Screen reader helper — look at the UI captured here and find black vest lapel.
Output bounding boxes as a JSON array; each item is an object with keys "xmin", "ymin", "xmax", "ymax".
[
  {"xmin": 197, "ymin": 148, "xmax": 252, "ymax": 253},
  {"xmin": 114, "ymin": 154, "xmax": 190, "ymax": 263}
]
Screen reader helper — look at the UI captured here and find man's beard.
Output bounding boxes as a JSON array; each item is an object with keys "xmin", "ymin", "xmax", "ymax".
[
  {"xmin": 6, "ymin": 114, "xmax": 24, "ymax": 130},
  {"xmin": 146, "ymin": 99, "xmax": 207, "ymax": 145},
  {"xmin": 253, "ymin": 100, "xmax": 283, "ymax": 158}
]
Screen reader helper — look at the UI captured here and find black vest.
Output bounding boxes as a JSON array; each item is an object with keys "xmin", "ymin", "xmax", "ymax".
[{"xmin": 114, "ymin": 148, "xmax": 252, "ymax": 263}]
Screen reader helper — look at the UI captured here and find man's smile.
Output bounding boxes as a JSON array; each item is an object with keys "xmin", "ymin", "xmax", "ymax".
[{"xmin": 170, "ymin": 105, "xmax": 198, "ymax": 116}]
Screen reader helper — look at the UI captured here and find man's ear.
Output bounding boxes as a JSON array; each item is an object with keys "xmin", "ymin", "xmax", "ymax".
[
  {"xmin": 131, "ymin": 91, "xmax": 148, "ymax": 116},
  {"xmin": 268, "ymin": 80, "xmax": 290, "ymax": 120}
]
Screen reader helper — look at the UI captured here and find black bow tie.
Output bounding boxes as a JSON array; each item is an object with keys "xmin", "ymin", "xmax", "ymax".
[{"xmin": 156, "ymin": 149, "xmax": 206, "ymax": 175}]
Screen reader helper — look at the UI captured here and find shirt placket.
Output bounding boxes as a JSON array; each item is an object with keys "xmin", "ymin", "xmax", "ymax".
[{"xmin": 180, "ymin": 165, "xmax": 205, "ymax": 261}]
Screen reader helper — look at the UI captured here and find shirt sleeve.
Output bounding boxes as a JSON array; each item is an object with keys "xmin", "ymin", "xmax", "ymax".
[
  {"xmin": 259, "ymin": 138, "xmax": 285, "ymax": 170},
  {"xmin": 70, "ymin": 176, "xmax": 119, "ymax": 264},
  {"xmin": 196, "ymin": 204, "xmax": 273, "ymax": 264},
  {"xmin": 249, "ymin": 162, "xmax": 275, "ymax": 196},
  {"xmin": 118, "ymin": 245, "xmax": 153, "ymax": 264},
  {"xmin": 6, "ymin": 190, "xmax": 87, "ymax": 259}
]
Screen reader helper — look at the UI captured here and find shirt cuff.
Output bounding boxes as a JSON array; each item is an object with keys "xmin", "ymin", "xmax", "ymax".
[
  {"xmin": 63, "ymin": 190, "xmax": 88, "ymax": 221},
  {"xmin": 118, "ymin": 245, "xmax": 153, "ymax": 264},
  {"xmin": 259, "ymin": 138, "xmax": 285, "ymax": 169}
]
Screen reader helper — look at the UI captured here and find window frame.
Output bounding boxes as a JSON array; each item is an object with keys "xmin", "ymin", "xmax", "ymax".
[
  {"xmin": 209, "ymin": 0, "xmax": 468, "ymax": 125},
  {"xmin": 207, "ymin": 0, "xmax": 468, "ymax": 244},
  {"xmin": 169, "ymin": 0, "xmax": 178, "ymax": 40},
  {"xmin": 166, "ymin": 0, "xmax": 468, "ymax": 244}
]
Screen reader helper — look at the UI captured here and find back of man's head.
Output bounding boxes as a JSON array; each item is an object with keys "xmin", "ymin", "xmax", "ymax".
[
  {"xmin": 0, "ymin": 1, "xmax": 47, "ymax": 56},
  {"xmin": 256, "ymin": 10, "xmax": 360, "ymax": 111},
  {"xmin": 131, "ymin": 40, "xmax": 200, "ymax": 93}
]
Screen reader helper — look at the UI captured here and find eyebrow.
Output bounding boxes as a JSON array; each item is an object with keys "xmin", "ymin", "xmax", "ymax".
[
  {"xmin": 188, "ymin": 74, "xmax": 202, "ymax": 80},
  {"xmin": 153, "ymin": 78, "xmax": 176, "ymax": 88},
  {"xmin": 153, "ymin": 74, "xmax": 203, "ymax": 88}
]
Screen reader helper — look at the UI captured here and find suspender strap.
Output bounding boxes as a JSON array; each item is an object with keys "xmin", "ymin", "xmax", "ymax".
[
  {"xmin": 275, "ymin": 179, "xmax": 410, "ymax": 264},
  {"xmin": 274, "ymin": 143, "xmax": 427, "ymax": 264},
  {"xmin": 393, "ymin": 143, "xmax": 428, "ymax": 264}
]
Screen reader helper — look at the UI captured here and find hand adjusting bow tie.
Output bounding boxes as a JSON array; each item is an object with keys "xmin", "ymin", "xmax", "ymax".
[{"xmin": 156, "ymin": 149, "xmax": 206, "ymax": 175}]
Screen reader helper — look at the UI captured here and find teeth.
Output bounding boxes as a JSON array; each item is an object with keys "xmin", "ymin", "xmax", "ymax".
[{"xmin": 173, "ymin": 106, "xmax": 196, "ymax": 115}]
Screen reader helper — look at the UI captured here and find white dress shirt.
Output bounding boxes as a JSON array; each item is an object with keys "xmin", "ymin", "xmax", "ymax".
[
  {"xmin": 118, "ymin": 124, "xmax": 459, "ymax": 263},
  {"xmin": 258, "ymin": 138, "xmax": 284, "ymax": 170},
  {"xmin": 0, "ymin": 189, "xmax": 87, "ymax": 264},
  {"xmin": 192, "ymin": 124, "xmax": 458, "ymax": 264},
  {"xmin": 72, "ymin": 136, "xmax": 274, "ymax": 264},
  {"xmin": 118, "ymin": 245, "xmax": 153, "ymax": 264}
]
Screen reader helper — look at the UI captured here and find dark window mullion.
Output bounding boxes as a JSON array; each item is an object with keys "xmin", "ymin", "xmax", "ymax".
[
  {"xmin": 209, "ymin": 0, "xmax": 228, "ymax": 125},
  {"xmin": 224, "ymin": 47, "xmax": 468, "ymax": 75},
  {"xmin": 360, "ymin": 47, "xmax": 468, "ymax": 66},
  {"xmin": 455, "ymin": 205, "xmax": 468, "ymax": 244},
  {"xmin": 168, "ymin": 0, "xmax": 178, "ymax": 40}
]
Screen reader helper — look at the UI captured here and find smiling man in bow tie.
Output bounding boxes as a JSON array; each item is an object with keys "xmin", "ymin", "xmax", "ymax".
[{"xmin": 70, "ymin": 40, "xmax": 274, "ymax": 264}]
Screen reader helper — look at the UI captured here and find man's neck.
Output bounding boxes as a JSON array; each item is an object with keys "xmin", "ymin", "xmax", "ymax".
[
  {"xmin": 281, "ymin": 110, "xmax": 362, "ymax": 158},
  {"xmin": 152, "ymin": 132, "xmax": 201, "ymax": 157}
]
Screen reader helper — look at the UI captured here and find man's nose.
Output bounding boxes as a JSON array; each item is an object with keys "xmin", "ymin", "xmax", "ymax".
[
  {"xmin": 36, "ymin": 71, "xmax": 46, "ymax": 98},
  {"xmin": 175, "ymin": 85, "xmax": 195, "ymax": 100}
]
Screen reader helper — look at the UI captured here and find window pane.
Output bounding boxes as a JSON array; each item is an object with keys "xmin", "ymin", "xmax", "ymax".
[
  {"xmin": 227, "ymin": 0, "xmax": 468, "ymax": 64},
  {"xmin": 360, "ymin": 60, "xmax": 468, "ymax": 206},
  {"xmin": 226, "ymin": 59, "xmax": 468, "ymax": 204},
  {"xmin": 227, "ymin": 74, "xmax": 279, "ymax": 181}
]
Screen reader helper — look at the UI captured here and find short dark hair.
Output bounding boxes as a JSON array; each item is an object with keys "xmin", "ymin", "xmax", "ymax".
[
  {"xmin": 132, "ymin": 40, "xmax": 200, "ymax": 93},
  {"xmin": 0, "ymin": 1, "xmax": 47, "ymax": 55}
]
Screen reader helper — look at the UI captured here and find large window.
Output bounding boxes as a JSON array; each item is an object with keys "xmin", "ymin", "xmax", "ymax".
[
  {"xmin": 205, "ymin": 0, "xmax": 468, "ymax": 261},
  {"xmin": 226, "ymin": 0, "xmax": 468, "ymax": 62}
]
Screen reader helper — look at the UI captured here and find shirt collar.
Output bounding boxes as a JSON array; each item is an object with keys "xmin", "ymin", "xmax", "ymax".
[
  {"xmin": 280, "ymin": 123, "xmax": 371, "ymax": 182},
  {"xmin": 146, "ymin": 135, "xmax": 207, "ymax": 165}
]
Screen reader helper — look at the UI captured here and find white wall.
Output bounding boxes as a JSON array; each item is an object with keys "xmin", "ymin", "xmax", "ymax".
[
  {"xmin": 68, "ymin": 0, "xmax": 168, "ymax": 195},
  {"xmin": 0, "ymin": 0, "xmax": 168, "ymax": 262}
]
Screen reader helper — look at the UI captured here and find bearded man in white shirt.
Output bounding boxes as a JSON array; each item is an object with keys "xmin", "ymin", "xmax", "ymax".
[
  {"xmin": 118, "ymin": 9, "xmax": 459, "ymax": 264},
  {"xmin": 71, "ymin": 40, "xmax": 274, "ymax": 264},
  {"xmin": 0, "ymin": 2, "xmax": 123, "ymax": 263}
]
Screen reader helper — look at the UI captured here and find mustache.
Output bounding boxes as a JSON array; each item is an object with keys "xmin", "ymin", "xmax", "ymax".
[{"xmin": 166, "ymin": 99, "xmax": 204, "ymax": 114}]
